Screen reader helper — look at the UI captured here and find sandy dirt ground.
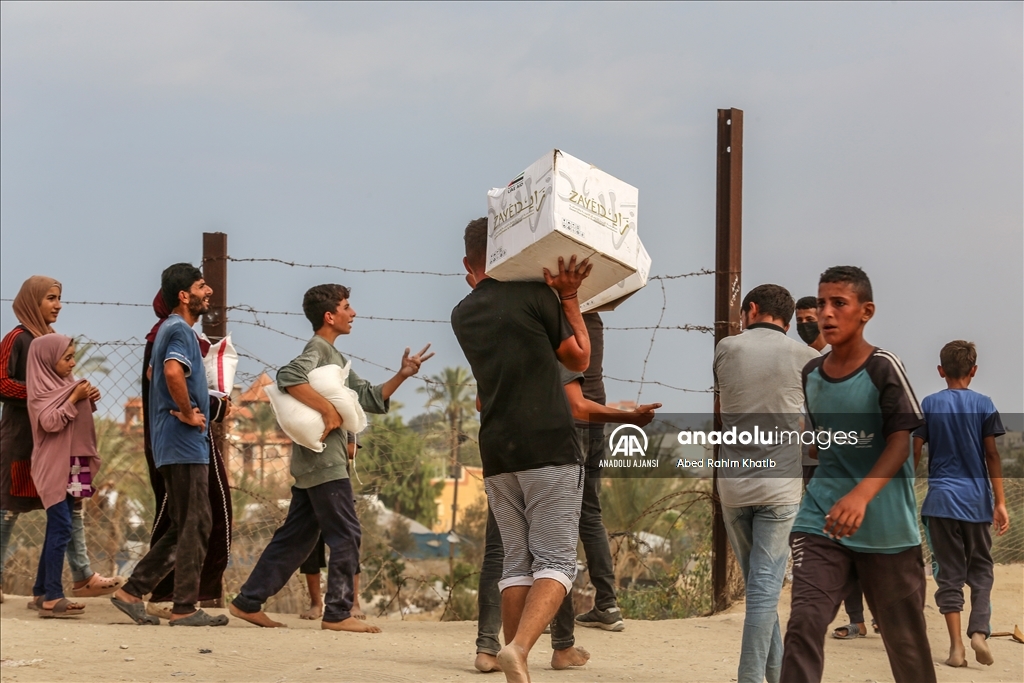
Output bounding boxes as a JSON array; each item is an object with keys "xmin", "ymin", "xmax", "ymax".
[{"xmin": 1, "ymin": 565, "xmax": 1021, "ymax": 683}]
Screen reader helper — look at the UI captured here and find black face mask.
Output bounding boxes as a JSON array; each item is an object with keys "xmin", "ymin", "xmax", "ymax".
[{"xmin": 797, "ymin": 321, "xmax": 820, "ymax": 345}]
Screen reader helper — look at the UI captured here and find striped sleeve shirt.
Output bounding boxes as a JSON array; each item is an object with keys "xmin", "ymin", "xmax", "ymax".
[{"xmin": 0, "ymin": 326, "xmax": 31, "ymax": 405}]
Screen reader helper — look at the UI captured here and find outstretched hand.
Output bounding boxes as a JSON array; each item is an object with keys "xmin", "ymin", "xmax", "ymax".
[
  {"xmin": 398, "ymin": 344, "xmax": 435, "ymax": 378},
  {"xmin": 543, "ymin": 256, "xmax": 592, "ymax": 299},
  {"xmin": 630, "ymin": 403, "xmax": 662, "ymax": 428}
]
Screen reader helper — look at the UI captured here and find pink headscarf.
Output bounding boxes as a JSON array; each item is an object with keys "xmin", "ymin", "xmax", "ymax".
[
  {"xmin": 27, "ymin": 334, "xmax": 99, "ymax": 509},
  {"xmin": 13, "ymin": 275, "xmax": 61, "ymax": 338}
]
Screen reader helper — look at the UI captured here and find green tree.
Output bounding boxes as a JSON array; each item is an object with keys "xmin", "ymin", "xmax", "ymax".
[
  {"xmin": 417, "ymin": 367, "xmax": 477, "ymax": 528},
  {"xmin": 357, "ymin": 405, "xmax": 443, "ymax": 528}
]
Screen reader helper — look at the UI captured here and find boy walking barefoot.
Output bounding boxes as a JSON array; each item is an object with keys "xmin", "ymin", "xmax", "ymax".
[
  {"xmin": 914, "ymin": 340, "xmax": 1009, "ymax": 668},
  {"xmin": 298, "ymin": 435, "xmax": 366, "ymax": 621},
  {"xmin": 779, "ymin": 266, "xmax": 935, "ymax": 683},
  {"xmin": 230, "ymin": 284, "xmax": 432, "ymax": 633}
]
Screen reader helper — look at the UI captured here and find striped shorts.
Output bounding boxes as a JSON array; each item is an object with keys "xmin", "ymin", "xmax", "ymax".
[{"xmin": 484, "ymin": 462, "xmax": 583, "ymax": 594}]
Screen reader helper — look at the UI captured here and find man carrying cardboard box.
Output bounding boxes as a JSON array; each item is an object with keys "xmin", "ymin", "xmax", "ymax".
[{"xmin": 452, "ymin": 218, "xmax": 591, "ymax": 683}]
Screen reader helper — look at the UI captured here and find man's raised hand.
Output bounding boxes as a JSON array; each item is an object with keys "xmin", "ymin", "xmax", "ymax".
[
  {"xmin": 398, "ymin": 344, "xmax": 435, "ymax": 378},
  {"xmin": 543, "ymin": 256, "xmax": 593, "ymax": 299}
]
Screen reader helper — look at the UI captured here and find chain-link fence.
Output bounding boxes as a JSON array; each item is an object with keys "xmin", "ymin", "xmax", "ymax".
[{"xmin": 2, "ymin": 338, "xmax": 1022, "ymax": 622}]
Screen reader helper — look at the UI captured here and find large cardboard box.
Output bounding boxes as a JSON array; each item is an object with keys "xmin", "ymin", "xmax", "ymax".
[
  {"xmin": 580, "ymin": 237, "xmax": 651, "ymax": 312},
  {"xmin": 486, "ymin": 150, "xmax": 640, "ymax": 304}
]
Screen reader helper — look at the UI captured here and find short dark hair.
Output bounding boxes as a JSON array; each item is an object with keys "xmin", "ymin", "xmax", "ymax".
[
  {"xmin": 741, "ymin": 284, "xmax": 795, "ymax": 325},
  {"xmin": 819, "ymin": 266, "xmax": 873, "ymax": 303},
  {"xmin": 795, "ymin": 296, "xmax": 818, "ymax": 311},
  {"xmin": 302, "ymin": 284, "xmax": 351, "ymax": 331},
  {"xmin": 161, "ymin": 263, "xmax": 203, "ymax": 311},
  {"xmin": 464, "ymin": 217, "xmax": 488, "ymax": 270},
  {"xmin": 939, "ymin": 340, "xmax": 977, "ymax": 379}
]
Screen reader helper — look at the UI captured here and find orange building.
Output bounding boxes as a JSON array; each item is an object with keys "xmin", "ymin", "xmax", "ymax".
[{"xmin": 430, "ymin": 465, "xmax": 486, "ymax": 534}]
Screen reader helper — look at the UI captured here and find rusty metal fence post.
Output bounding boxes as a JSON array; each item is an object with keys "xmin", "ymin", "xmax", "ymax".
[
  {"xmin": 712, "ymin": 107, "xmax": 743, "ymax": 612},
  {"xmin": 201, "ymin": 231, "xmax": 228, "ymax": 607}
]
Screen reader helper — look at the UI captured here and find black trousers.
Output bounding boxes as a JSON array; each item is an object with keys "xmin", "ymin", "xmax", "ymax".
[
  {"xmin": 780, "ymin": 532, "xmax": 935, "ymax": 683},
  {"xmin": 924, "ymin": 516, "xmax": 994, "ymax": 637},
  {"xmin": 125, "ymin": 464, "xmax": 211, "ymax": 614},
  {"xmin": 233, "ymin": 479, "xmax": 360, "ymax": 623}
]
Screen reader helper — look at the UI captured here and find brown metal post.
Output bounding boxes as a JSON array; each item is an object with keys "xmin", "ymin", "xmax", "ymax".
[
  {"xmin": 200, "ymin": 231, "xmax": 227, "ymax": 608},
  {"xmin": 201, "ymin": 232, "xmax": 228, "ymax": 341},
  {"xmin": 712, "ymin": 108, "xmax": 743, "ymax": 613}
]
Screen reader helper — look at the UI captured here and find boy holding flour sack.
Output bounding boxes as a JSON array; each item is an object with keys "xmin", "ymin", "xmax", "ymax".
[{"xmin": 231, "ymin": 284, "xmax": 432, "ymax": 633}]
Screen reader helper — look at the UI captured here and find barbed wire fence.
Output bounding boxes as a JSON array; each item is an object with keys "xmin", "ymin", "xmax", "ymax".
[{"xmin": 2, "ymin": 256, "xmax": 1021, "ymax": 624}]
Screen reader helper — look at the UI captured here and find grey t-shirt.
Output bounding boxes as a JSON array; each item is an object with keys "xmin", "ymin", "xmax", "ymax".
[
  {"xmin": 713, "ymin": 324, "xmax": 821, "ymax": 506},
  {"xmin": 276, "ymin": 335, "xmax": 389, "ymax": 489}
]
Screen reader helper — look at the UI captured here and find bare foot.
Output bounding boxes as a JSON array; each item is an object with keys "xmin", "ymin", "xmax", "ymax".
[
  {"xmin": 112, "ymin": 588, "xmax": 142, "ymax": 604},
  {"xmin": 299, "ymin": 603, "xmax": 323, "ymax": 620},
  {"xmin": 971, "ymin": 632, "xmax": 994, "ymax": 666},
  {"xmin": 551, "ymin": 646, "xmax": 590, "ymax": 670},
  {"xmin": 321, "ymin": 617, "xmax": 381, "ymax": 633},
  {"xmin": 496, "ymin": 644, "xmax": 530, "ymax": 683},
  {"xmin": 351, "ymin": 603, "xmax": 366, "ymax": 620},
  {"xmin": 475, "ymin": 653, "xmax": 502, "ymax": 673},
  {"xmin": 228, "ymin": 602, "xmax": 286, "ymax": 628},
  {"xmin": 945, "ymin": 642, "xmax": 967, "ymax": 667}
]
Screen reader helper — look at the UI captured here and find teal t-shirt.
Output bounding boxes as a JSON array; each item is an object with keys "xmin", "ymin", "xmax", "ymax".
[{"xmin": 793, "ymin": 348, "xmax": 925, "ymax": 553}]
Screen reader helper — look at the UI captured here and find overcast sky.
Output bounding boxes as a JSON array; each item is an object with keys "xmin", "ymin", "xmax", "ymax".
[{"xmin": 2, "ymin": 1, "xmax": 1021, "ymax": 417}]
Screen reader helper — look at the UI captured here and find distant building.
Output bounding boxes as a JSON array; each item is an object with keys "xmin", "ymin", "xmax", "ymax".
[
  {"xmin": 431, "ymin": 465, "xmax": 485, "ymax": 534},
  {"xmin": 120, "ymin": 372, "xmax": 296, "ymax": 488},
  {"xmin": 224, "ymin": 372, "xmax": 294, "ymax": 486}
]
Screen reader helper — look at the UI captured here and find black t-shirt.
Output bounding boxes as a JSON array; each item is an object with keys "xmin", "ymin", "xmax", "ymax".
[{"xmin": 451, "ymin": 279, "xmax": 581, "ymax": 477}]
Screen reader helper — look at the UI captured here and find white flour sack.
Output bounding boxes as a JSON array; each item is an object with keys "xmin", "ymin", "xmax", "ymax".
[
  {"xmin": 204, "ymin": 334, "xmax": 238, "ymax": 395},
  {"xmin": 264, "ymin": 363, "xmax": 368, "ymax": 453}
]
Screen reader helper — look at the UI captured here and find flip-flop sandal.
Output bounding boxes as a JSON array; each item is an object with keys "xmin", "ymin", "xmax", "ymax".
[
  {"xmin": 27, "ymin": 596, "xmax": 43, "ymax": 611},
  {"xmin": 168, "ymin": 609, "xmax": 229, "ymax": 627},
  {"xmin": 38, "ymin": 598, "xmax": 85, "ymax": 618},
  {"xmin": 72, "ymin": 574, "xmax": 127, "ymax": 598},
  {"xmin": 832, "ymin": 623, "xmax": 865, "ymax": 639},
  {"xmin": 111, "ymin": 596, "xmax": 160, "ymax": 625}
]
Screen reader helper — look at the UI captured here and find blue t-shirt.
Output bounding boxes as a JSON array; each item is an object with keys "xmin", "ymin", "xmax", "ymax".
[
  {"xmin": 149, "ymin": 315, "xmax": 210, "ymax": 468},
  {"xmin": 915, "ymin": 389, "xmax": 1004, "ymax": 523},
  {"xmin": 793, "ymin": 349, "xmax": 925, "ymax": 553}
]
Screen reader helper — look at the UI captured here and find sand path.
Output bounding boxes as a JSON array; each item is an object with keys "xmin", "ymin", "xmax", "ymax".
[{"xmin": 2, "ymin": 565, "xmax": 1020, "ymax": 682}]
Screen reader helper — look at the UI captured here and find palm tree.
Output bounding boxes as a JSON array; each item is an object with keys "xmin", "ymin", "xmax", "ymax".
[
  {"xmin": 73, "ymin": 337, "xmax": 111, "ymax": 377},
  {"xmin": 419, "ymin": 367, "xmax": 476, "ymax": 468},
  {"xmin": 418, "ymin": 367, "xmax": 476, "ymax": 582},
  {"xmin": 418, "ymin": 366, "xmax": 476, "ymax": 486}
]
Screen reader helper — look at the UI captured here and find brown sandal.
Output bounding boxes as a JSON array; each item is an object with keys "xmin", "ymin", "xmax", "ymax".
[
  {"xmin": 27, "ymin": 595, "xmax": 44, "ymax": 611},
  {"xmin": 39, "ymin": 597, "xmax": 86, "ymax": 618}
]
